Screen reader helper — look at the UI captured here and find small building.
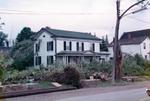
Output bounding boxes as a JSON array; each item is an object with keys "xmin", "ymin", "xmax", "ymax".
[
  {"xmin": 34, "ymin": 27, "xmax": 110, "ymax": 67},
  {"xmin": 108, "ymin": 29, "xmax": 150, "ymax": 60}
]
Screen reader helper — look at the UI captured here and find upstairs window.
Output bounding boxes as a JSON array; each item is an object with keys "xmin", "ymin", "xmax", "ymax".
[
  {"xmin": 82, "ymin": 42, "xmax": 84, "ymax": 51},
  {"xmin": 64, "ymin": 41, "xmax": 66, "ymax": 51},
  {"xmin": 145, "ymin": 55, "xmax": 147, "ymax": 60},
  {"xmin": 91, "ymin": 43, "xmax": 95, "ymax": 51},
  {"xmin": 144, "ymin": 43, "xmax": 146, "ymax": 49},
  {"xmin": 47, "ymin": 41, "xmax": 53, "ymax": 51},
  {"xmin": 77, "ymin": 42, "xmax": 79, "ymax": 51},
  {"xmin": 35, "ymin": 43, "xmax": 40, "ymax": 52}
]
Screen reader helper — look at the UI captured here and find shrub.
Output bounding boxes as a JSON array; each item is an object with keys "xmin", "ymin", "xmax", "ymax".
[
  {"xmin": 123, "ymin": 55, "xmax": 145, "ymax": 76},
  {"xmin": 50, "ymin": 72, "xmax": 64, "ymax": 83},
  {"xmin": 63, "ymin": 66, "xmax": 81, "ymax": 88}
]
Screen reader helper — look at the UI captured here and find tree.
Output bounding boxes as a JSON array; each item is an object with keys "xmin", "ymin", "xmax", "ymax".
[
  {"xmin": 100, "ymin": 37, "xmax": 108, "ymax": 52},
  {"xmin": 112, "ymin": 0, "xmax": 149, "ymax": 83},
  {"xmin": 0, "ymin": 32, "xmax": 7, "ymax": 47},
  {"xmin": 11, "ymin": 27, "xmax": 35, "ymax": 70},
  {"xmin": 16, "ymin": 27, "xmax": 34, "ymax": 42}
]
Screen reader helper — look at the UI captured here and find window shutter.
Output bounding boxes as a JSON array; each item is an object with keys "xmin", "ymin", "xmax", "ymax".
[
  {"xmin": 77, "ymin": 42, "xmax": 79, "ymax": 51},
  {"xmin": 51, "ymin": 41, "xmax": 53, "ymax": 51},
  {"xmin": 64, "ymin": 41, "xmax": 66, "ymax": 51},
  {"xmin": 82, "ymin": 42, "xmax": 84, "ymax": 51},
  {"xmin": 69, "ymin": 42, "xmax": 72, "ymax": 51}
]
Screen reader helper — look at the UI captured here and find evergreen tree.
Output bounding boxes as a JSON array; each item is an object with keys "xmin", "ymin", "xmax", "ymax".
[
  {"xmin": 0, "ymin": 32, "xmax": 7, "ymax": 47},
  {"xmin": 100, "ymin": 36, "xmax": 108, "ymax": 52},
  {"xmin": 11, "ymin": 27, "xmax": 35, "ymax": 70}
]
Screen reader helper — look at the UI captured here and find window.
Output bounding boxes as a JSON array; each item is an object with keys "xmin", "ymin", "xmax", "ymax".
[
  {"xmin": 145, "ymin": 55, "xmax": 147, "ymax": 60},
  {"xmin": 64, "ymin": 41, "xmax": 66, "ymax": 51},
  {"xmin": 81, "ymin": 42, "xmax": 84, "ymax": 51},
  {"xmin": 144, "ymin": 43, "xmax": 146, "ymax": 49},
  {"xmin": 35, "ymin": 56, "xmax": 41, "ymax": 65},
  {"xmin": 92, "ymin": 43, "xmax": 95, "ymax": 51},
  {"xmin": 35, "ymin": 43, "xmax": 40, "ymax": 52},
  {"xmin": 47, "ymin": 41, "xmax": 53, "ymax": 51},
  {"xmin": 77, "ymin": 42, "xmax": 79, "ymax": 51},
  {"xmin": 69, "ymin": 42, "xmax": 72, "ymax": 51},
  {"xmin": 47, "ymin": 56, "xmax": 53, "ymax": 65}
]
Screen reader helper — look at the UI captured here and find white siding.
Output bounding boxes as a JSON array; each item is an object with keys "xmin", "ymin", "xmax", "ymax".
[
  {"xmin": 108, "ymin": 44, "xmax": 141, "ymax": 58},
  {"xmin": 140, "ymin": 37, "xmax": 150, "ymax": 60},
  {"xmin": 34, "ymin": 32, "xmax": 55, "ymax": 67},
  {"xmin": 56, "ymin": 38, "xmax": 101, "ymax": 53},
  {"xmin": 34, "ymin": 31, "xmax": 109, "ymax": 67}
]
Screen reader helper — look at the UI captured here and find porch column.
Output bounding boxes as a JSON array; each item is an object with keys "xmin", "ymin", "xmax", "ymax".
[
  {"xmin": 66, "ymin": 56, "xmax": 68, "ymax": 65},
  {"xmin": 63, "ymin": 56, "xmax": 66, "ymax": 65}
]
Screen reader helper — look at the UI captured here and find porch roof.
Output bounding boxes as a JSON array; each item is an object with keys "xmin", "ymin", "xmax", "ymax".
[{"xmin": 56, "ymin": 51, "xmax": 110, "ymax": 56}]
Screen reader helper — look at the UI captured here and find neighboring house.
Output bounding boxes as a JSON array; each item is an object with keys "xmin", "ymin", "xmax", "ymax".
[
  {"xmin": 108, "ymin": 29, "xmax": 150, "ymax": 60},
  {"xmin": 34, "ymin": 27, "xmax": 110, "ymax": 67},
  {"xmin": 0, "ymin": 47, "xmax": 11, "ymax": 54}
]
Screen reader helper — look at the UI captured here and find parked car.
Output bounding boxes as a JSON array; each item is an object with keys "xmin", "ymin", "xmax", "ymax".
[{"xmin": 146, "ymin": 87, "xmax": 150, "ymax": 96}]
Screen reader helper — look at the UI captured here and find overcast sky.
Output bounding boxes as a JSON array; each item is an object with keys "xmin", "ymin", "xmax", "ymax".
[{"xmin": 0, "ymin": 0, "xmax": 150, "ymax": 42}]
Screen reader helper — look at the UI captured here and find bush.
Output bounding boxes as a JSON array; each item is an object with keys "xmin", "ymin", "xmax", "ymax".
[
  {"xmin": 123, "ymin": 55, "xmax": 145, "ymax": 76},
  {"xmin": 50, "ymin": 72, "xmax": 64, "ymax": 83},
  {"xmin": 63, "ymin": 66, "xmax": 81, "ymax": 88},
  {"xmin": 81, "ymin": 61, "xmax": 112, "ymax": 78}
]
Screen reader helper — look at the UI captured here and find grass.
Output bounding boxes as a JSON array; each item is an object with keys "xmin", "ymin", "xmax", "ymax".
[
  {"xmin": 97, "ymin": 80, "xmax": 131, "ymax": 87},
  {"xmin": 38, "ymin": 81, "xmax": 55, "ymax": 89}
]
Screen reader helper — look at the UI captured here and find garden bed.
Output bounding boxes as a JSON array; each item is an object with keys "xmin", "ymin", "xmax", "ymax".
[{"xmin": 0, "ymin": 82, "xmax": 76, "ymax": 98}]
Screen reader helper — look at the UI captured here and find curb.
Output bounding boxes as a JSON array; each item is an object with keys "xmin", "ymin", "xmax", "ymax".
[
  {"xmin": 139, "ymin": 97, "xmax": 150, "ymax": 101},
  {"xmin": 0, "ymin": 86, "xmax": 76, "ymax": 99}
]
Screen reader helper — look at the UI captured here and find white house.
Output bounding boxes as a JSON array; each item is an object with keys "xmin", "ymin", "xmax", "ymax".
[
  {"xmin": 108, "ymin": 29, "xmax": 150, "ymax": 60},
  {"xmin": 34, "ymin": 27, "xmax": 110, "ymax": 67}
]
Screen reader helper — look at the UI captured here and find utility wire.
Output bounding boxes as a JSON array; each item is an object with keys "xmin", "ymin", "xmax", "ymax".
[{"xmin": 0, "ymin": 9, "xmax": 113, "ymax": 15}]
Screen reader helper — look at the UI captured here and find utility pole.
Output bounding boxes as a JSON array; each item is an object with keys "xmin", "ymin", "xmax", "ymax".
[{"xmin": 112, "ymin": 0, "xmax": 147, "ymax": 83}]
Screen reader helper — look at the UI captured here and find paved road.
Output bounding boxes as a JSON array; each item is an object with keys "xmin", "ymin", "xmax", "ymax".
[
  {"xmin": 56, "ymin": 88, "xmax": 147, "ymax": 101},
  {"xmin": 4, "ymin": 88, "xmax": 148, "ymax": 101}
]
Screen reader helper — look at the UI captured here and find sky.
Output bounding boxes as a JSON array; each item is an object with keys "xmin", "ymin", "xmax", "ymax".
[{"xmin": 0, "ymin": 0, "xmax": 150, "ymax": 42}]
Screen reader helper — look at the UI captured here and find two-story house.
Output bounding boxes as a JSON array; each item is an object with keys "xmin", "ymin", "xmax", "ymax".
[
  {"xmin": 34, "ymin": 27, "xmax": 110, "ymax": 67},
  {"xmin": 108, "ymin": 29, "xmax": 150, "ymax": 60}
]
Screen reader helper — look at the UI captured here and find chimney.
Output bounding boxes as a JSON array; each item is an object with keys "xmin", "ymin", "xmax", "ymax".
[{"xmin": 45, "ymin": 26, "xmax": 51, "ymax": 29}]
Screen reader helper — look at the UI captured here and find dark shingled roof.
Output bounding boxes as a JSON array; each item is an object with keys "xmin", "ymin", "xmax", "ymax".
[
  {"xmin": 108, "ymin": 29, "xmax": 150, "ymax": 47},
  {"xmin": 37, "ymin": 27, "xmax": 101, "ymax": 40}
]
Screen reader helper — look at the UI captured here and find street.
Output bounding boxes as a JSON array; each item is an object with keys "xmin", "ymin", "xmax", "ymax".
[
  {"xmin": 56, "ymin": 88, "xmax": 147, "ymax": 101},
  {"xmin": 4, "ymin": 83, "xmax": 149, "ymax": 101}
]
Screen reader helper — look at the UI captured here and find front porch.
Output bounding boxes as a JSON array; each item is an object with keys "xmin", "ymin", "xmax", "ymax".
[{"xmin": 56, "ymin": 51, "xmax": 110, "ymax": 65}]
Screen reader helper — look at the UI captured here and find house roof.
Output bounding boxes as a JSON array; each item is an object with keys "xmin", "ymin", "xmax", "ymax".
[
  {"xmin": 37, "ymin": 27, "xmax": 101, "ymax": 41},
  {"xmin": 56, "ymin": 51, "xmax": 110, "ymax": 56},
  {"xmin": 108, "ymin": 29, "xmax": 150, "ymax": 47}
]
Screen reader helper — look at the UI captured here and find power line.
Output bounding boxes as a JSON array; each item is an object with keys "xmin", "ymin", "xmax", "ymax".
[{"xmin": 0, "ymin": 9, "xmax": 113, "ymax": 15}]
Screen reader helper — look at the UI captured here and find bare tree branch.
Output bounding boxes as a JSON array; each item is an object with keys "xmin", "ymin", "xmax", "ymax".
[{"xmin": 120, "ymin": 0, "xmax": 146, "ymax": 19}]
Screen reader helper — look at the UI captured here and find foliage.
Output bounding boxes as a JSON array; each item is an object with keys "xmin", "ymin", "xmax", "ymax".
[
  {"xmin": 0, "ymin": 31, "xmax": 8, "ymax": 47},
  {"xmin": 11, "ymin": 27, "xmax": 35, "ymax": 70},
  {"xmin": 122, "ymin": 55, "xmax": 145, "ymax": 76},
  {"xmin": 63, "ymin": 66, "xmax": 81, "ymax": 88},
  {"xmin": 81, "ymin": 61, "xmax": 112, "ymax": 76},
  {"xmin": 11, "ymin": 40, "xmax": 34, "ymax": 70},
  {"xmin": 100, "ymin": 39, "xmax": 108, "ymax": 52},
  {"xmin": 134, "ymin": 54, "xmax": 145, "ymax": 66},
  {"xmin": 16, "ymin": 27, "xmax": 34, "ymax": 43},
  {"xmin": 0, "ymin": 65, "xmax": 4, "ymax": 81}
]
